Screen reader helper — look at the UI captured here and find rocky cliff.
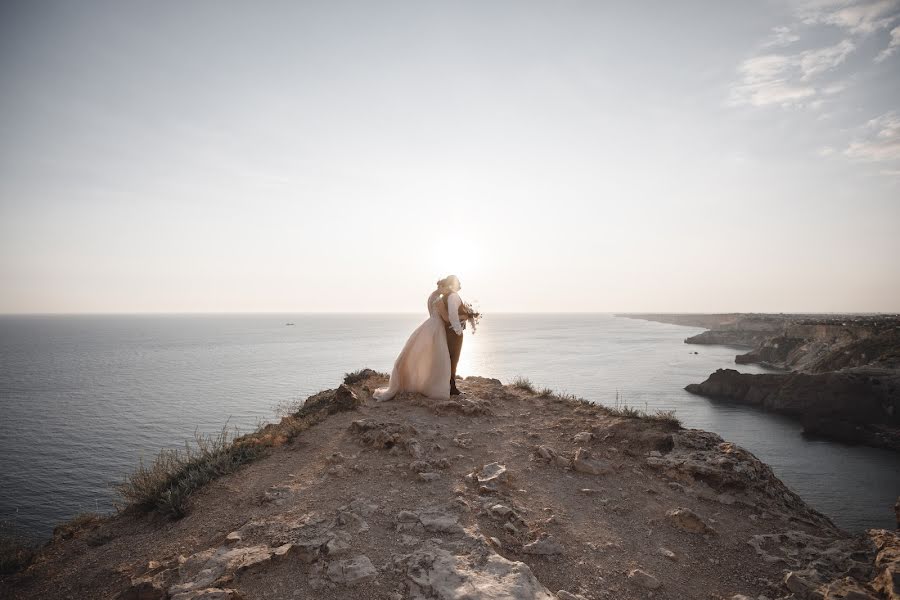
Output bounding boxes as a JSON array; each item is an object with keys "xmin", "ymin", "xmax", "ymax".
[
  {"xmin": 2, "ymin": 372, "xmax": 898, "ymax": 600},
  {"xmin": 625, "ymin": 314, "xmax": 900, "ymax": 451},
  {"xmin": 685, "ymin": 368, "xmax": 900, "ymax": 451}
]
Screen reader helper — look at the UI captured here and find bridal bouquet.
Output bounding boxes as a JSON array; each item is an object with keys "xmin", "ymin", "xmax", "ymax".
[{"xmin": 459, "ymin": 302, "xmax": 483, "ymax": 333}]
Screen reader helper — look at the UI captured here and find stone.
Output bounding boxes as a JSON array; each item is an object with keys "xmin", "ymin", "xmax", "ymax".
[
  {"xmin": 666, "ymin": 507, "xmax": 715, "ymax": 534},
  {"xmin": 418, "ymin": 472, "xmax": 441, "ymax": 482},
  {"xmin": 490, "ymin": 504, "xmax": 513, "ymax": 518},
  {"xmin": 419, "ymin": 511, "xmax": 463, "ymax": 534},
  {"xmin": 325, "ymin": 532, "xmax": 352, "ymax": 557},
  {"xmin": 398, "ymin": 546, "xmax": 555, "ymax": 600},
  {"xmin": 627, "ymin": 568, "xmax": 661, "ymax": 590},
  {"xmin": 522, "ymin": 536, "xmax": 564, "ymax": 555},
  {"xmin": 659, "ymin": 547, "xmax": 676, "ymax": 560},
  {"xmin": 572, "ymin": 432, "xmax": 593, "ymax": 444},
  {"xmin": 326, "ymin": 555, "xmax": 378, "ymax": 585},
  {"xmin": 572, "ymin": 447, "xmax": 611, "ymax": 476},
  {"xmin": 397, "ymin": 510, "xmax": 419, "ymax": 523},
  {"xmin": 476, "ymin": 462, "xmax": 509, "ymax": 489},
  {"xmin": 536, "ymin": 445, "xmax": 556, "ymax": 460},
  {"xmin": 822, "ymin": 577, "xmax": 879, "ymax": 600},
  {"xmin": 337, "ymin": 511, "xmax": 369, "ymax": 533},
  {"xmin": 407, "ymin": 439, "xmax": 424, "ymax": 458},
  {"xmin": 344, "ymin": 498, "xmax": 379, "ymax": 516},
  {"xmin": 784, "ymin": 571, "xmax": 822, "ymax": 599},
  {"xmin": 174, "ymin": 546, "xmax": 273, "ymax": 594}
]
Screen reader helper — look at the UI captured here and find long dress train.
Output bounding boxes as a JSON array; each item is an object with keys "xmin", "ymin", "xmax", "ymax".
[{"xmin": 373, "ymin": 294, "xmax": 451, "ymax": 401}]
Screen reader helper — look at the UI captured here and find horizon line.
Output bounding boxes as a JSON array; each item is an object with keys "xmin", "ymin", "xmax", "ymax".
[{"xmin": 1, "ymin": 311, "xmax": 898, "ymax": 317}]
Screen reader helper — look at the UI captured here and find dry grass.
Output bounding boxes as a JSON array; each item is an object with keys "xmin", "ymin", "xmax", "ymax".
[
  {"xmin": 512, "ymin": 376, "xmax": 536, "ymax": 392},
  {"xmin": 0, "ymin": 526, "xmax": 38, "ymax": 575},
  {"xmin": 51, "ymin": 512, "xmax": 106, "ymax": 539},
  {"xmin": 116, "ymin": 427, "xmax": 265, "ymax": 518},
  {"xmin": 343, "ymin": 368, "xmax": 388, "ymax": 385},
  {"xmin": 531, "ymin": 386, "xmax": 682, "ymax": 429},
  {"xmin": 116, "ymin": 385, "xmax": 363, "ymax": 519}
]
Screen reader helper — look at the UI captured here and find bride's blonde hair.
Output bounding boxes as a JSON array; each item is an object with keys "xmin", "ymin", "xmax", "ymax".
[{"xmin": 436, "ymin": 275, "xmax": 460, "ymax": 293}]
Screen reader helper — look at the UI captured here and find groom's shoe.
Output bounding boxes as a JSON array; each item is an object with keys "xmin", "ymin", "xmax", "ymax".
[{"xmin": 450, "ymin": 383, "xmax": 461, "ymax": 396}]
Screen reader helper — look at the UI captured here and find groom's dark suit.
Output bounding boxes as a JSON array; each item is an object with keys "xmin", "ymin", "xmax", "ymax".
[{"xmin": 440, "ymin": 294, "xmax": 464, "ymax": 394}]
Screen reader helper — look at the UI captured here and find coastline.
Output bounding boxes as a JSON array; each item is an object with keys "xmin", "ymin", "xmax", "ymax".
[{"xmin": 620, "ymin": 313, "xmax": 900, "ymax": 452}]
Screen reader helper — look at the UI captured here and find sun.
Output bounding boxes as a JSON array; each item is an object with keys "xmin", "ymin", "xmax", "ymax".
[{"xmin": 431, "ymin": 239, "xmax": 481, "ymax": 281}]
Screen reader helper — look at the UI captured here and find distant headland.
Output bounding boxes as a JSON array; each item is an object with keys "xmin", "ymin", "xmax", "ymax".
[{"xmin": 622, "ymin": 313, "xmax": 900, "ymax": 452}]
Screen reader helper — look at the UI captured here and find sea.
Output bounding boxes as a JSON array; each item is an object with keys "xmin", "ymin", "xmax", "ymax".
[{"xmin": 1, "ymin": 313, "xmax": 897, "ymax": 540}]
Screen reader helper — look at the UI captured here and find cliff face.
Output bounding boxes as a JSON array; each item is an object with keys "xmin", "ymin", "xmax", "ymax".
[
  {"xmin": 3, "ymin": 373, "xmax": 899, "ymax": 600},
  {"xmin": 625, "ymin": 313, "xmax": 900, "ymax": 451},
  {"xmin": 685, "ymin": 368, "xmax": 900, "ymax": 451}
]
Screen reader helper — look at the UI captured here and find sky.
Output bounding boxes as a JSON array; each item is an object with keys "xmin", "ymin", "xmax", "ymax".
[{"xmin": 1, "ymin": 0, "xmax": 898, "ymax": 314}]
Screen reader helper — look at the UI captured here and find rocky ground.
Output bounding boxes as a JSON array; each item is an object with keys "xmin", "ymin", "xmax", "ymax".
[{"xmin": 2, "ymin": 372, "xmax": 898, "ymax": 600}]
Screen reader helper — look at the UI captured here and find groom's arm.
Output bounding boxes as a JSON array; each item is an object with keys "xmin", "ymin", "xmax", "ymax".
[{"xmin": 448, "ymin": 293, "xmax": 464, "ymax": 335}]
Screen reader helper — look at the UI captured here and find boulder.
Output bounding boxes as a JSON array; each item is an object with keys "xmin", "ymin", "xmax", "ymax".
[
  {"xmin": 572, "ymin": 448, "xmax": 611, "ymax": 476},
  {"xmin": 666, "ymin": 508, "xmax": 715, "ymax": 534},
  {"xmin": 476, "ymin": 462, "xmax": 509, "ymax": 489},
  {"xmin": 326, "ymin": 555, "xmax": 378, "ymax": 585},
  {"xmin": 397, "ymin": 546, "xmax": 555, "ymax": 600},
  {"xmin": 419, "ymin": 511, "xmax": 463, "ymax": 534}
]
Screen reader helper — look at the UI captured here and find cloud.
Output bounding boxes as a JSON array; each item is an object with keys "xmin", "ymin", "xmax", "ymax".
[
  {"xmin": 729, "ymin": 40, "xmax": 854, "ymax": 107},
  {"xmin": 763, "ymin": 25, "xmax": 801, "ymax": 47},
  {"xmin": 875, "ymin": 24, "xmax": 900, "ymax": 61},
  {"xmin": 797, "ymin": 39, "xmax": 856, "ymax": 79},
  {"xmin": 799, "ymin": 0, "xmax": 900, "ymax": 34},
  {"xmin": 844, "ymin": 111, "xmax": 900, "ymax": 163},
  {"xmin": 730, "ymin": 1, "xmax": 899, "ymax": 108}
]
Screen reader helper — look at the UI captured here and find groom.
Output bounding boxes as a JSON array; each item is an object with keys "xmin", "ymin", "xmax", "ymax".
[{"xmin": 441, "ymin": 275, "xmax": 466, "ymax": 396}]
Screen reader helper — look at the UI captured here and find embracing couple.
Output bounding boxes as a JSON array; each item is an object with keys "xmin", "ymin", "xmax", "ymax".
[{"xmin": 374, "ymin": 275, "xmax": 478, "ymax": 402}]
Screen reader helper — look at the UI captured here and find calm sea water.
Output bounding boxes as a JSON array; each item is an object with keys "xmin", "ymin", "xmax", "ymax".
[{"xmin": 1, "ymin": 314, "xmax": 897, "ymax": 539}]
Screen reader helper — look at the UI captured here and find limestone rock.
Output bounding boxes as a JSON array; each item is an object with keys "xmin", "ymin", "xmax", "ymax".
[
  {"xmin": 658, "ymin": 547, "xmax": 676, "ymax": 560},
  {"xmin": 666, "ymin": 507, "xmax": 715, "ymax": 534},
  {"xmin": 476, "ymin": 462, "xmax": 509, "ymax": 490},
  {"xmin": 419, "ymin": 511, "xmax": 463, "ymax": 534},
  {"xmin": 398, "ymin": 546, "xmax": 555, "ymax": 600},
  {"xmin": 572, "ymin": 447, "xmax": 611, "ymax": 476},
  {"xmin": 572, "ymin": 432, "xmax": 593, "ymax": 444},
  {"xmin": 169, "ymin": 546, "xmax": 274, "ymax": 596},
  {"xmin": 784, "ymin": 570, "xmax": 821, "ymax": 598},
  {"xmin": 628, "ymin": 568, "xmax": 661, "ymax": 590},
  {"xmin": 522, "ymin": 536, "xmax": 564, "ymax": 555},
  {"xmin": 326, "ymin": 555, "xmax": 378, "ymax": 585},
  {"xmin": 870, "ymin": 529, "xmax": 900, "ymax": 600}
]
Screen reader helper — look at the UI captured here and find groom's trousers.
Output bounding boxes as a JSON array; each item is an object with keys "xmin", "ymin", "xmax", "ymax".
[{"xmin": 447, "ymin": 328, "xmax": 463, "ymax": 386}]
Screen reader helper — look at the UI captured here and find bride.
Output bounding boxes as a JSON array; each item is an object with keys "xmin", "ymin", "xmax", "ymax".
[{"xmin": 373, "ymin": 276, "xmax": 463, "ymax": 401}]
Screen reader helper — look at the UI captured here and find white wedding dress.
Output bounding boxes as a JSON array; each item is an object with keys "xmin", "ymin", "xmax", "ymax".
[{"xmin": 373, "ymin": 291, "xmax": 451, "ymax": 401}]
